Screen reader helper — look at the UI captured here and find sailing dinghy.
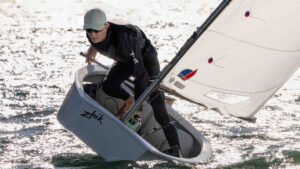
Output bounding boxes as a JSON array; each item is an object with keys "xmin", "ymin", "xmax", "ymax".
[
  {"xmin": 57, "ymin": 64, "xmax": 212, "ymax": 164},
  {"xmin": 57, "ymin": 0, "xmax": 300, "ymax": 164}
]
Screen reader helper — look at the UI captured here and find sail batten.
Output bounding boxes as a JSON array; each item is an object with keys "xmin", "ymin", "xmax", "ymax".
[
  {"xmin": 165, "ymin": 72, "xmax": 284, "ymax": 94},
  {"xmin": 208, "ymin": 30, "xmax": 300, "ymax": 53},
  {"xmin": 162, "ymin": 0, "xmax": 300, "ymax": 118}
]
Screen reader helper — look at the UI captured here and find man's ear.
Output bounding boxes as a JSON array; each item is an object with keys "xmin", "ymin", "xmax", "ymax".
[{"xmin": 105, "ymin": 22, "xmax": 110, "ymax": 29}]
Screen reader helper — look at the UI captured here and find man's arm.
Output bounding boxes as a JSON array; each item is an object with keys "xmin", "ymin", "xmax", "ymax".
[{"xmin": 122, "ymin": 35, "xmax": 149, "ymax": 100}]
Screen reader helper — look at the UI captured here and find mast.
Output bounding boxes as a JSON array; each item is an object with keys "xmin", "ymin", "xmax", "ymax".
[{"xmin": 123, "ymin": 0, "xmax": 232, "ymax": 121}]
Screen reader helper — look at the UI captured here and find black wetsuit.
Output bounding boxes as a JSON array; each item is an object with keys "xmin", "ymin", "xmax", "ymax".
[{"xmin": 87, "ymin": 22, "xmax": 180, "ymax": 149}]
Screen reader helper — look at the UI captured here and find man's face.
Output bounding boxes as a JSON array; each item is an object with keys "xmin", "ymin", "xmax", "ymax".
[{"xmin": 86, "ymin": 23, "xmax": 109, "ymax": 43}]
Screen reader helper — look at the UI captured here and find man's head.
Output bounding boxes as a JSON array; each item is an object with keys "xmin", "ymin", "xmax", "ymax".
[
  {"xmin": 83, "ymin": 8, "xmax": 106, "ymax": 31},
  {"xmin": 83, "ymin": 8, "xmax": 109, "ymax": 43}
]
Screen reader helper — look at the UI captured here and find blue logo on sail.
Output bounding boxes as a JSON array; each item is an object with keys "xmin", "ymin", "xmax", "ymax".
[{"xmin": 178, "ymin": 69, "xmax": 198, "ymax": 81}]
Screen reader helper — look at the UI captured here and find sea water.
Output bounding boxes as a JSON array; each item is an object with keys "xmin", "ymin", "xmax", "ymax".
[{"xmin": 1, "ymin": 0, "xmax": 299, "ymax": 168}]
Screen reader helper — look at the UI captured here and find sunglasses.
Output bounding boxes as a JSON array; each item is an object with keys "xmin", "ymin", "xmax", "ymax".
[{"xmin": 86, "ymin": 29, "xmax": 103, "ymax": 33}]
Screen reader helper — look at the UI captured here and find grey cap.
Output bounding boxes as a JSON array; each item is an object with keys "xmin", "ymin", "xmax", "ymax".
[{"xmin": 83, "ymin": 8, "xmax": 107, "ymax": 31}]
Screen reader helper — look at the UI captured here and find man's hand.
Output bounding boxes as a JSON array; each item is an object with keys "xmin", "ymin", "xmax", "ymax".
[
  {"xmin": 81, "ymin": 46, "xmax": 97, "ymax": 64},
  {"xmin": 80, "ymin": 52, "xmax": 95, "ymax": 64}
]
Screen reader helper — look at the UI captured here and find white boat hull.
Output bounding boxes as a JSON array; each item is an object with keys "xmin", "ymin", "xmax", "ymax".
[{"xmin": 57, "ymin": 64, "xmax": 212, "ymax": 164}]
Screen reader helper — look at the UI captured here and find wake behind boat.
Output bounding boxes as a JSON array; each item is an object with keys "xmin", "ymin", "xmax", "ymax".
[{"xmin": 57, "ymin": 64, "xmax": 212, "ymax": 164}]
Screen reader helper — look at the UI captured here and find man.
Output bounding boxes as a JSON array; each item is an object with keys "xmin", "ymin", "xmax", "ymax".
[{"xmin": 82, "ymin": 8, "xmax": 181, "ymax": 156}]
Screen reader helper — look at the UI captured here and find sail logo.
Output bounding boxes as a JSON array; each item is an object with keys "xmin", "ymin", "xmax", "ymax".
[
  {"xmin": 81, "ymin": 110, "xmax": 104, "ymax": 125},
  {"xmin": 178, "ymin": 69, "xmax": 198, "ymax": 81}
]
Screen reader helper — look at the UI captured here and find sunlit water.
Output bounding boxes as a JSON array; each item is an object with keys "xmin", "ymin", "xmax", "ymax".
[{"xmin": 1, "ymin": 0, "xmax": 299, "ymax": 168}]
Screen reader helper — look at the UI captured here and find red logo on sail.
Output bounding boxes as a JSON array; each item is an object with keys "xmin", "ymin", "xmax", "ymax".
[{"xmin": 178, "ymin": 69, "xmax": 198, "ymax": 81}]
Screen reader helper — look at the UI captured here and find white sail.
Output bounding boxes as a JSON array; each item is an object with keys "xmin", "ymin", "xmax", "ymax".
[{"xmin": 162, "ymin": 0, "xmax": 300, "ymax": 118}]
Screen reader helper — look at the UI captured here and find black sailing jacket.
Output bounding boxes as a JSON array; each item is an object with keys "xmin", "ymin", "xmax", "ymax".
[{"xmin": 87, "ymin": 22, "xmax": 157, "ymax": 99}]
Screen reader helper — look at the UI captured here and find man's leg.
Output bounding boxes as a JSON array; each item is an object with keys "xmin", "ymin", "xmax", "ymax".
[
  {"xmin": 143, "ymin": 45, "xmax": 181, "ymax": 151},
  {"xmin": 102, "ymin": 62, "xmax": 134, "ymax": 114},
  {"xmin": 149, "ymin": 90, "xmax": 181, "ymax": 150}
]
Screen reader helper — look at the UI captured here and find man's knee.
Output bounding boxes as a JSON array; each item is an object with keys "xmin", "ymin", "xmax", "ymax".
[
  {"xmin": 102, "ymin": 80, "xmax": 119, "ymax": 96},
  {"xmin": 150, "ymin": 90, "xmax": 164, "ymax": 103}
]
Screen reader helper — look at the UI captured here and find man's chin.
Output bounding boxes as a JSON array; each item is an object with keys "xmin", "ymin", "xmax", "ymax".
[{"xmin": 91, "ymin": 39, "xmax": 100, "ymax": 43}]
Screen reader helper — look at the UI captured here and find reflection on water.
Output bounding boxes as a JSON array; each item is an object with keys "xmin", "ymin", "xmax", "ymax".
[{"xmin": 0, "ymin": 0, "xmax": 299, "ymax": 168}]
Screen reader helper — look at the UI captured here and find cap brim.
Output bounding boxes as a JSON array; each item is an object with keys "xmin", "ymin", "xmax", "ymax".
[{"xmin": 83, "ymin": 24, "xmax": 105, "ymax": 31}]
